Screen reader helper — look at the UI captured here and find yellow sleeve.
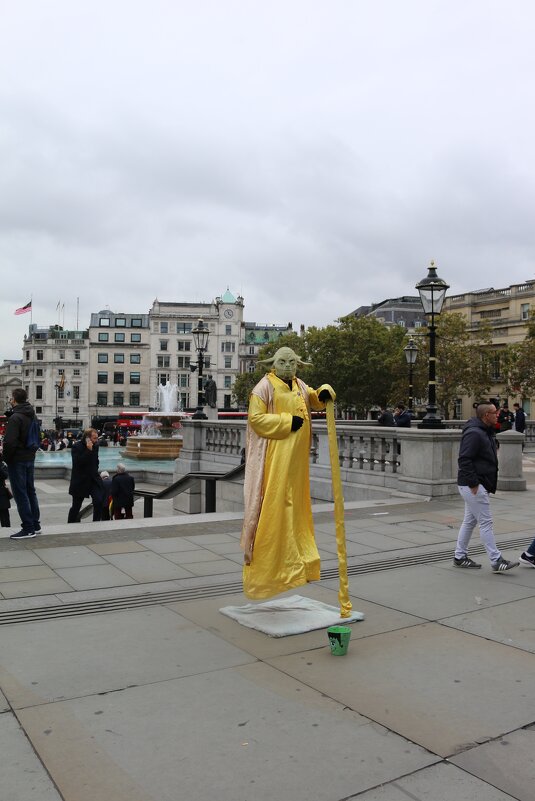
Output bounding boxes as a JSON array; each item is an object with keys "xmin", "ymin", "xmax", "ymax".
[
  {"xmin": 248, "ymin": 393, "xmax": 293, "ymax": 440},
  {"xmin": 308, "ymin": 383, "xmax": 336, "ymax": 411}
]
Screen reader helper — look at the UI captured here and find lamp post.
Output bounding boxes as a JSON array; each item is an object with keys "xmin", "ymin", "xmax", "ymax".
[
  {"xmin": 190, "ymin": 319, "xmax": 210, "ymax": 420},
  {"xmin": 415, "ymin": 261, "xmax": 450, "ymax": 428},
  {"xmin": 403, "ymin": 338, "xmax": 418, "ymax": 411}
]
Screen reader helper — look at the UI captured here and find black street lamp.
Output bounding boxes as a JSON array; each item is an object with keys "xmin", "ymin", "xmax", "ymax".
[
  {"xmin": 190, "ymin": 318, "xmax": 210, "ymax": 420},
  {"xmin": 415, "ymin": 261, "xmax": 450, "ymax": 428},
  {"xmin": 403, "ymin": 337, "xmax": 418, "ymax": 411}
]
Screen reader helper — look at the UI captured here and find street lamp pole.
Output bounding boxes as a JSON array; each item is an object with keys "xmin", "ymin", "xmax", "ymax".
[
  {"xmin": 403, "ymin": 338, "xmax": 418, "ymax": 411},
  {"xmin": 190, "ymin": 319, "xmax": 210, "ymax": 420},
  {"xmin": 415, "ymin": 261, "xmax": 450, "ymax": 429}
]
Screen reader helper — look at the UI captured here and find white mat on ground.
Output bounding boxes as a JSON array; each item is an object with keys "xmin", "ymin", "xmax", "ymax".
[{"xmin": 219, "ymin": 594, "xmax": 364, "ymax": 637}]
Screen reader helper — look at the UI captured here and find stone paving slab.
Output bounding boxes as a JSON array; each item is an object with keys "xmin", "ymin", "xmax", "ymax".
[
  {"xmin": 170, "ymin": 583, "xmax": 424, "ymax": 660},
  {"xmin": 0, "ymin": 711, "xmax": 63, "ymax": 800},
  {"xmin": 17, "ymin": 662, "xmax": 438, "ymax": 801},
  {"xmin": 37, "ymin": 545, "xmax": 107, "ymax": 568},
  {"xmin": 353, "ymin": 761, "xmax": 518, "ymax": 800},
  {"xmin": 323, "ymin": 563, "xmax": 535, "ymax": 620},
  {"xmin": 451, "ymin": 726, "xmax": 535, "ymax": 801},
  {"xmin": 0, "ymin": 550, "xmax": 45, "ymax": 568},
  {"xmin": 102, "ymin": 551, "xmax": 196, "ymax": 582},
  {"xmin": 0, "ymin": 606, "xmax": 255, "ymax": 710},
  {"xmin": 439, "ymin": 595, "xmax": 535, "ymax": 653},
  {"xmin": 266, "ymin": 622, "xmax": 535, "ymax": 758},
  {"xmin": 55, "ymin": 564, "xmax": 138, "ymax": 591},
  {"xmin": 0, "ymin": 577, "xmax": 74, "ymax": 599}
]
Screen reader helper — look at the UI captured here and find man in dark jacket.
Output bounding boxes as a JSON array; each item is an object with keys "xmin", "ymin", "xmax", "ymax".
[
  {"xmin": 377, "ymin": 406, "xmax": 395, "ymax": 426},
  {"xmin": 2, "ymin": 388, "xmax": 41, "ymax": 539},
  {"xmin": 393, "ymin": 403, "xmax": 412, "ymax": 427},
  {"xmin": 513, "ymin": 403, "xmax": 526, "ymax": 434},
  {"xmin": 111, "ymin": 463, "xmax": 135, "ymax": 519},
  {"xmin": 454, "ymin": 403, "xmax": 518, "ymax": 572},
  {"xmin": 68, "ymin": 428, "xmax": 104, "ymax": 523}
]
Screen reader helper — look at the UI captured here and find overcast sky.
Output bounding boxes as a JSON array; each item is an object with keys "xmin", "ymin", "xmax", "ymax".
[{"xmin": 2, "ymin": 1, "xmax": 535, "ymax": 359}]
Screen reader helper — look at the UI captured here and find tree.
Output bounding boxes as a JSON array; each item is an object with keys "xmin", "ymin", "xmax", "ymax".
[{"xmin": 501, "ymin": 312, "xmax": 535, "ymax": 399}]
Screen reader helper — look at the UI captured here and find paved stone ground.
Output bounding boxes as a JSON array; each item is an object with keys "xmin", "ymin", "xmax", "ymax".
[{"xmin": 1, "ymin": 471, "xmax": 535, "ymax": 800}]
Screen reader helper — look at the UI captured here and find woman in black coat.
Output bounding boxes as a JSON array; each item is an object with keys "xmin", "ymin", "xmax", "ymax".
[
  {"xmin": 111, "ymin": 463, "xmax": 135, "ymax": 520},
  {"xmin": 0, "ymin": 461, "xmax": 12, "ymax": 527}
]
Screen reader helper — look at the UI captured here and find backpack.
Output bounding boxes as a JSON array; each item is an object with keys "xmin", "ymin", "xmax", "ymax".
[{"xmin": 26, "ymin": 418, "xmax": 41, "ymax": 451}]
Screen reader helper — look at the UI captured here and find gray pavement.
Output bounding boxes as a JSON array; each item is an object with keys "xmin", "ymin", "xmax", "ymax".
[{"xmin": 1, "ymin": 470, "xmax": 535, "ymax": 800}]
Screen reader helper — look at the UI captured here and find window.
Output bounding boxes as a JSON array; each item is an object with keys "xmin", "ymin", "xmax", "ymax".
[
  {"xmin": 59, "ymin": 350, "xmax": 65, "ymax": 359},
  {"xmin": 25, "ymin": 369, "xmax": 29, "ymax": 376},
  {"xmin": 35, "ymin": 406, "xmax": 42, "ymax": 414},
  {"xmin": 57, "ymin": 406, "xmax": 64, "ymax": 414},
  {"xmin": 177, "ymin": 340, "xmax": 191, "ymax": 351},
  {"xmin": 224, "ymin": 375, "xmax": 232, "ymax": 389},
  {"xmin": 98, "ymin": 332, "xmax": 109, "ymax": 342},
  {"xmin": 480, "ymin": 309, "xmax": 502, "ymax": 319},
  {"xmin": 72, "ymin": 407, "xmax": 79, "ymax": 414},
  {"xmin": 177, "ymin": 323, "xmax": 192, "ymax": 334},
  {"xmin": 36, "ymin": 385, "xmax": 43, "ymax": 399},
  {"xmin": 521, "ymin": 303, "xmax": 530, "ymax": 320},
  {"xmin": 225, "ymin": 325, "xmax": 232, "ymax": 335},
  {"xmin": 179, "ymin": 392, "xmax": 189, "ymax": 408},
  {"xmin": 224, "ymin": 394, "xmax": 231, "ymax": 409},
  {"xmin": 249, "ymin": 346, "xmax": 255, "ymax": 355},
  {"xmin": 224, "ymin": 356, "xmax": 232, "ymax": 368},
  {"xmin": 58, "ymin": 368, "xmax": 65, "ymax": 375},
  {"xmin": 113, "ymin": 392, "xmax": 124, "ymax": 406},
  {"xmin": 160, "ymin": 322, "xmax": 169, "ymax": 334},
  {"xmin": 115, "ymin": 332, "xmax": 125, "ymax": 342},
  {"xmin": 99, "ymin": 317, "xmax": 110, "ymax": 326},
  {"xmin": 157, "ymin": 373, "xmax": 170, "ymax": 386},
  {"xmin": 57, "ymin": 387, "xmax": 64, "ymax": 399},
  {"xmin": 179, "ymin": 373, "xmax": 189, "ymax": 387},
  {"xmin": 130, "ymin": 353, "xmax": 141, "ymax": 364},
  {"xmin": 204, "ymin": 356, "xmax": 211, "ymax": 368},
  {"xmin": 114, "ymin": 353, "xmax": 125, "ymax": 363},
  {"xmin": 414, "ymin": 321, "xmax": 424, "ymax": 328},
  {"xmin": 73, "ymin": 369, "xmax": 80, "ymax": 376},
  {"xmin": 98, "ymin": 353, "xmax": 108, "ymax": 363},
  {"xmin": 131, "ymin": 318, "xmax": 142, "ymax": 327},
  {"xmin": 114, "ymin": 372, "xmax": 124, "ymax": 384},
  {"xmin": 131, "ymin": 333, "xmax": 141, "ymax": 343},
  {"xmin": 160, "ymin": 339, "xmax": 168, "ymax": 351},
  {"xmin": 130, "ymin": 372, "xmax": 141, "ymax": 384},
  {"xmin": 37, "ymin": 350, "xmax": 43, "ymax": 360},
  {"xmin": 74, "ymin": 350, "xmax": 80, "ymax": 360},
  {"xmin": 454, "ymin": 399, "xmax": 462, "ymax": 420},
  {"xmin": 248, "ymin": 363, "xmax": 256, "ymax": 372},
  {"xmin": 36, "ymin": 368, "xmax": 43, "ymax": 376},
  {"xmin": 177, "ymin": 356, "xmax": 191, "ymax": 369},
  {"xmin": 73, "ymin": 386, "xmax": 80, "ymax": 400},
  {"xmin": 221, "ymin": 341, "xmax": 235, "ymax": 353},
  {"xmin": 97, "ymin": 372, "xmax": 108, "ymax": 384},
  {"xmin": 397, "ymin": 320, "xmax": 405, "ymax": 328},
  {"xmin": 129, "ymin": 392, "xmax": 140, "ymax": 406},
  {"xmin": 97, "ymin": 392, "xmax": 108, "ymax": 405},
  {"xmin": 115, "ymin": 318, "xmax": 126, "ymax": 327},
  {"xmin": 26, "ymin": 350, "xmax": 30, "ymax": 360},
  {"xmin": 157, "ymin": 355, "xmax": 170, "ymax": 368}
]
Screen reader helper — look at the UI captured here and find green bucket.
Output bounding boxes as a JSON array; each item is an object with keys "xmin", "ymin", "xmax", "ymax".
[{"xmin": 327, "ymin": 625, "xmax": 351, "ymax": 655}]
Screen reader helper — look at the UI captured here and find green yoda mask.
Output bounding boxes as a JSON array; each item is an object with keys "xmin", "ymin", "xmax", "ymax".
[{"xmin": 258, "ymin": 347, "xmax": 312, "ymax": 381}]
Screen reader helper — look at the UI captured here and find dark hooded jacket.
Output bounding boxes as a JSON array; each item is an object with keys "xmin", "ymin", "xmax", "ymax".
[
  {"xmin": 2, "ymin": 402, "xmax": 38, "ymax": 464},
  {"xmin": 69, "ymin": 439, "xmax": 102, "ymax": 498},
  {"xmin": 457, "ymin": 416, "xmax": 498, "ymax": 494}
]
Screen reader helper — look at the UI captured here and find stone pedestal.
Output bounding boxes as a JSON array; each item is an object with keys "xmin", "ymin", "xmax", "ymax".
[
  {"xmin": 396, "ymin": 428, "xmax": 462, "ymax": 497},
  {"xmin": 172, "ymin": 421, "xmax": 203, "ymax": 513},
  {"xmin": 496, "ymin": 431, "xmax": 526, "ymax": 491}
]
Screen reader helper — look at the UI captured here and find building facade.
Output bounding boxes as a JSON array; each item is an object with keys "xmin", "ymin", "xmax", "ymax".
[
  {"xmin": 87, "ymin": 310, "xmax": 151, "ymax": 424},
  {"xmin": 239, "ymin": 322, "xmax": 296, "ymax": 374},
  {"xmin": 22, "ymin": 324, "xmax": 89, "ymax": 429},
  {"xmin": 0, "ymin": 359, "xmax": 22, "ymax": 411},
  {"xmin": 348, "ymin": 296, "xmax": 427, "ymax": 330}
]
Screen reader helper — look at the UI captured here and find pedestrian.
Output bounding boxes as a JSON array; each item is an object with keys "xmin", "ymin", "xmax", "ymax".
[
  {"xmin": 240, "ymin": 346, "xmax": 335, "ymax": 599},
  {"xmin": 1, "ymin": 388, "xmax": 41, "ymax": 539},
  {"xmin": 453, "ymin": 403, "xmax": 518, "ymax": 572},
  {"xmin": 67, "ymin": 428, "xmax": 104, "ymax": 523},
  {"xmin": 377, "ymin": 406, "xmax": 395, "ymax": 426},
  {"xmin": 0, "ymin": 460, "xmax": 12, "ymax": 528},
  {"xmin": 513, "ymin": 403, "xmax": 526, "ymax": 434},
  {"xmin": 111, "ymin": 463, "xmax": 135, "ymax": 519},
  {"xmin": 100, "ymin": 470, "xmax": 113, "ymax": 520},
  {"xmin": 497, "ymin": 403, "xmax": 514, "ymax": 432},
  {"xmin": 393, "ymin": 403, "xmax": 412, "ymax": 427},
  {"xmin": 519, "ymin": 537, "xmax": 535, "ymax": 568}
]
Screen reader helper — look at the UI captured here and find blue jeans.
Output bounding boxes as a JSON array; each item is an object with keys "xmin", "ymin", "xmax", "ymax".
[{"xmin": 7, "ymin": 461, "xmax": 40, "ymax": 533}]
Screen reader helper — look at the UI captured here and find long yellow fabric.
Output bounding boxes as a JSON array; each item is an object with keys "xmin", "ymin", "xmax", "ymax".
[
  {"xmin": 242, "ymin": 373, "xmax": 330, "ymax": 600},
  {"xmin": 325, "ymin": 400, "xmax": 353, "ymax": 618}
]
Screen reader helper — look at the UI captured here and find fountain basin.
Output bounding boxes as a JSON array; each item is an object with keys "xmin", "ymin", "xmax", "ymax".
[{"xmin": 123, "ymin": 436, "xmax": 183, "ymax": 460}]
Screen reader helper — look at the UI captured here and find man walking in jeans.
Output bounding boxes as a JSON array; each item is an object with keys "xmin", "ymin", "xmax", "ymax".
[
  {"xmin": 2, "ymin": 388, "xmax": 41, "ymax": 540},
  {"xmin": 454, "ymin": 403, "xmax": 518, "ymax": 572}
]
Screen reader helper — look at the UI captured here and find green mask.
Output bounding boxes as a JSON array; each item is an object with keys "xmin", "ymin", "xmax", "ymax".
[{"xmin": 258, "ymin": 346, "xmax": 312, "ymax": 380}]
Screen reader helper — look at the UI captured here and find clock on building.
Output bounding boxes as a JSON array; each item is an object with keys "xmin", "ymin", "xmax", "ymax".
[{"xmin": 224, "ymin": 308, "xmax": 234, "ymax": 318}]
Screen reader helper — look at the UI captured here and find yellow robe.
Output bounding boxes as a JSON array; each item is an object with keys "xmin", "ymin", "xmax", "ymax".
[{"xmin": 241, "ymin": 372, "xmax": 332, "ymax": 600}]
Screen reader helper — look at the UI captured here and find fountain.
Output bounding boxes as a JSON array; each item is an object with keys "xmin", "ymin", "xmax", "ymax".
[{"xmin": 123, "ymin": 383, "xmax": 187, "ymax": 460}]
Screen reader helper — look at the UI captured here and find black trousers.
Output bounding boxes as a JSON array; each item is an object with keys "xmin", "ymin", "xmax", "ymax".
[{"xmin": 68, "ymin": 486, "xmax": 104, "ymax": 523}]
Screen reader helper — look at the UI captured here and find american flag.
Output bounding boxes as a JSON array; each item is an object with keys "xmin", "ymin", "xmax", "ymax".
[{"xmin": 14, "ymin": 300, "xmax": 32, "ymax": 316}]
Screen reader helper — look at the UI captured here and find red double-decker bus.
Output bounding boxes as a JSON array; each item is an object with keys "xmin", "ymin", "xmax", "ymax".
[{"xmin": 116, "ymin": 411, "xmax": 146, "ymax": 431}]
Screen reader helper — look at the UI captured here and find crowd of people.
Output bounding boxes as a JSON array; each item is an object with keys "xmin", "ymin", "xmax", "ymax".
[{"xmin": 0, "ymin": 390, "xmax": 136, "ymax": 539}]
